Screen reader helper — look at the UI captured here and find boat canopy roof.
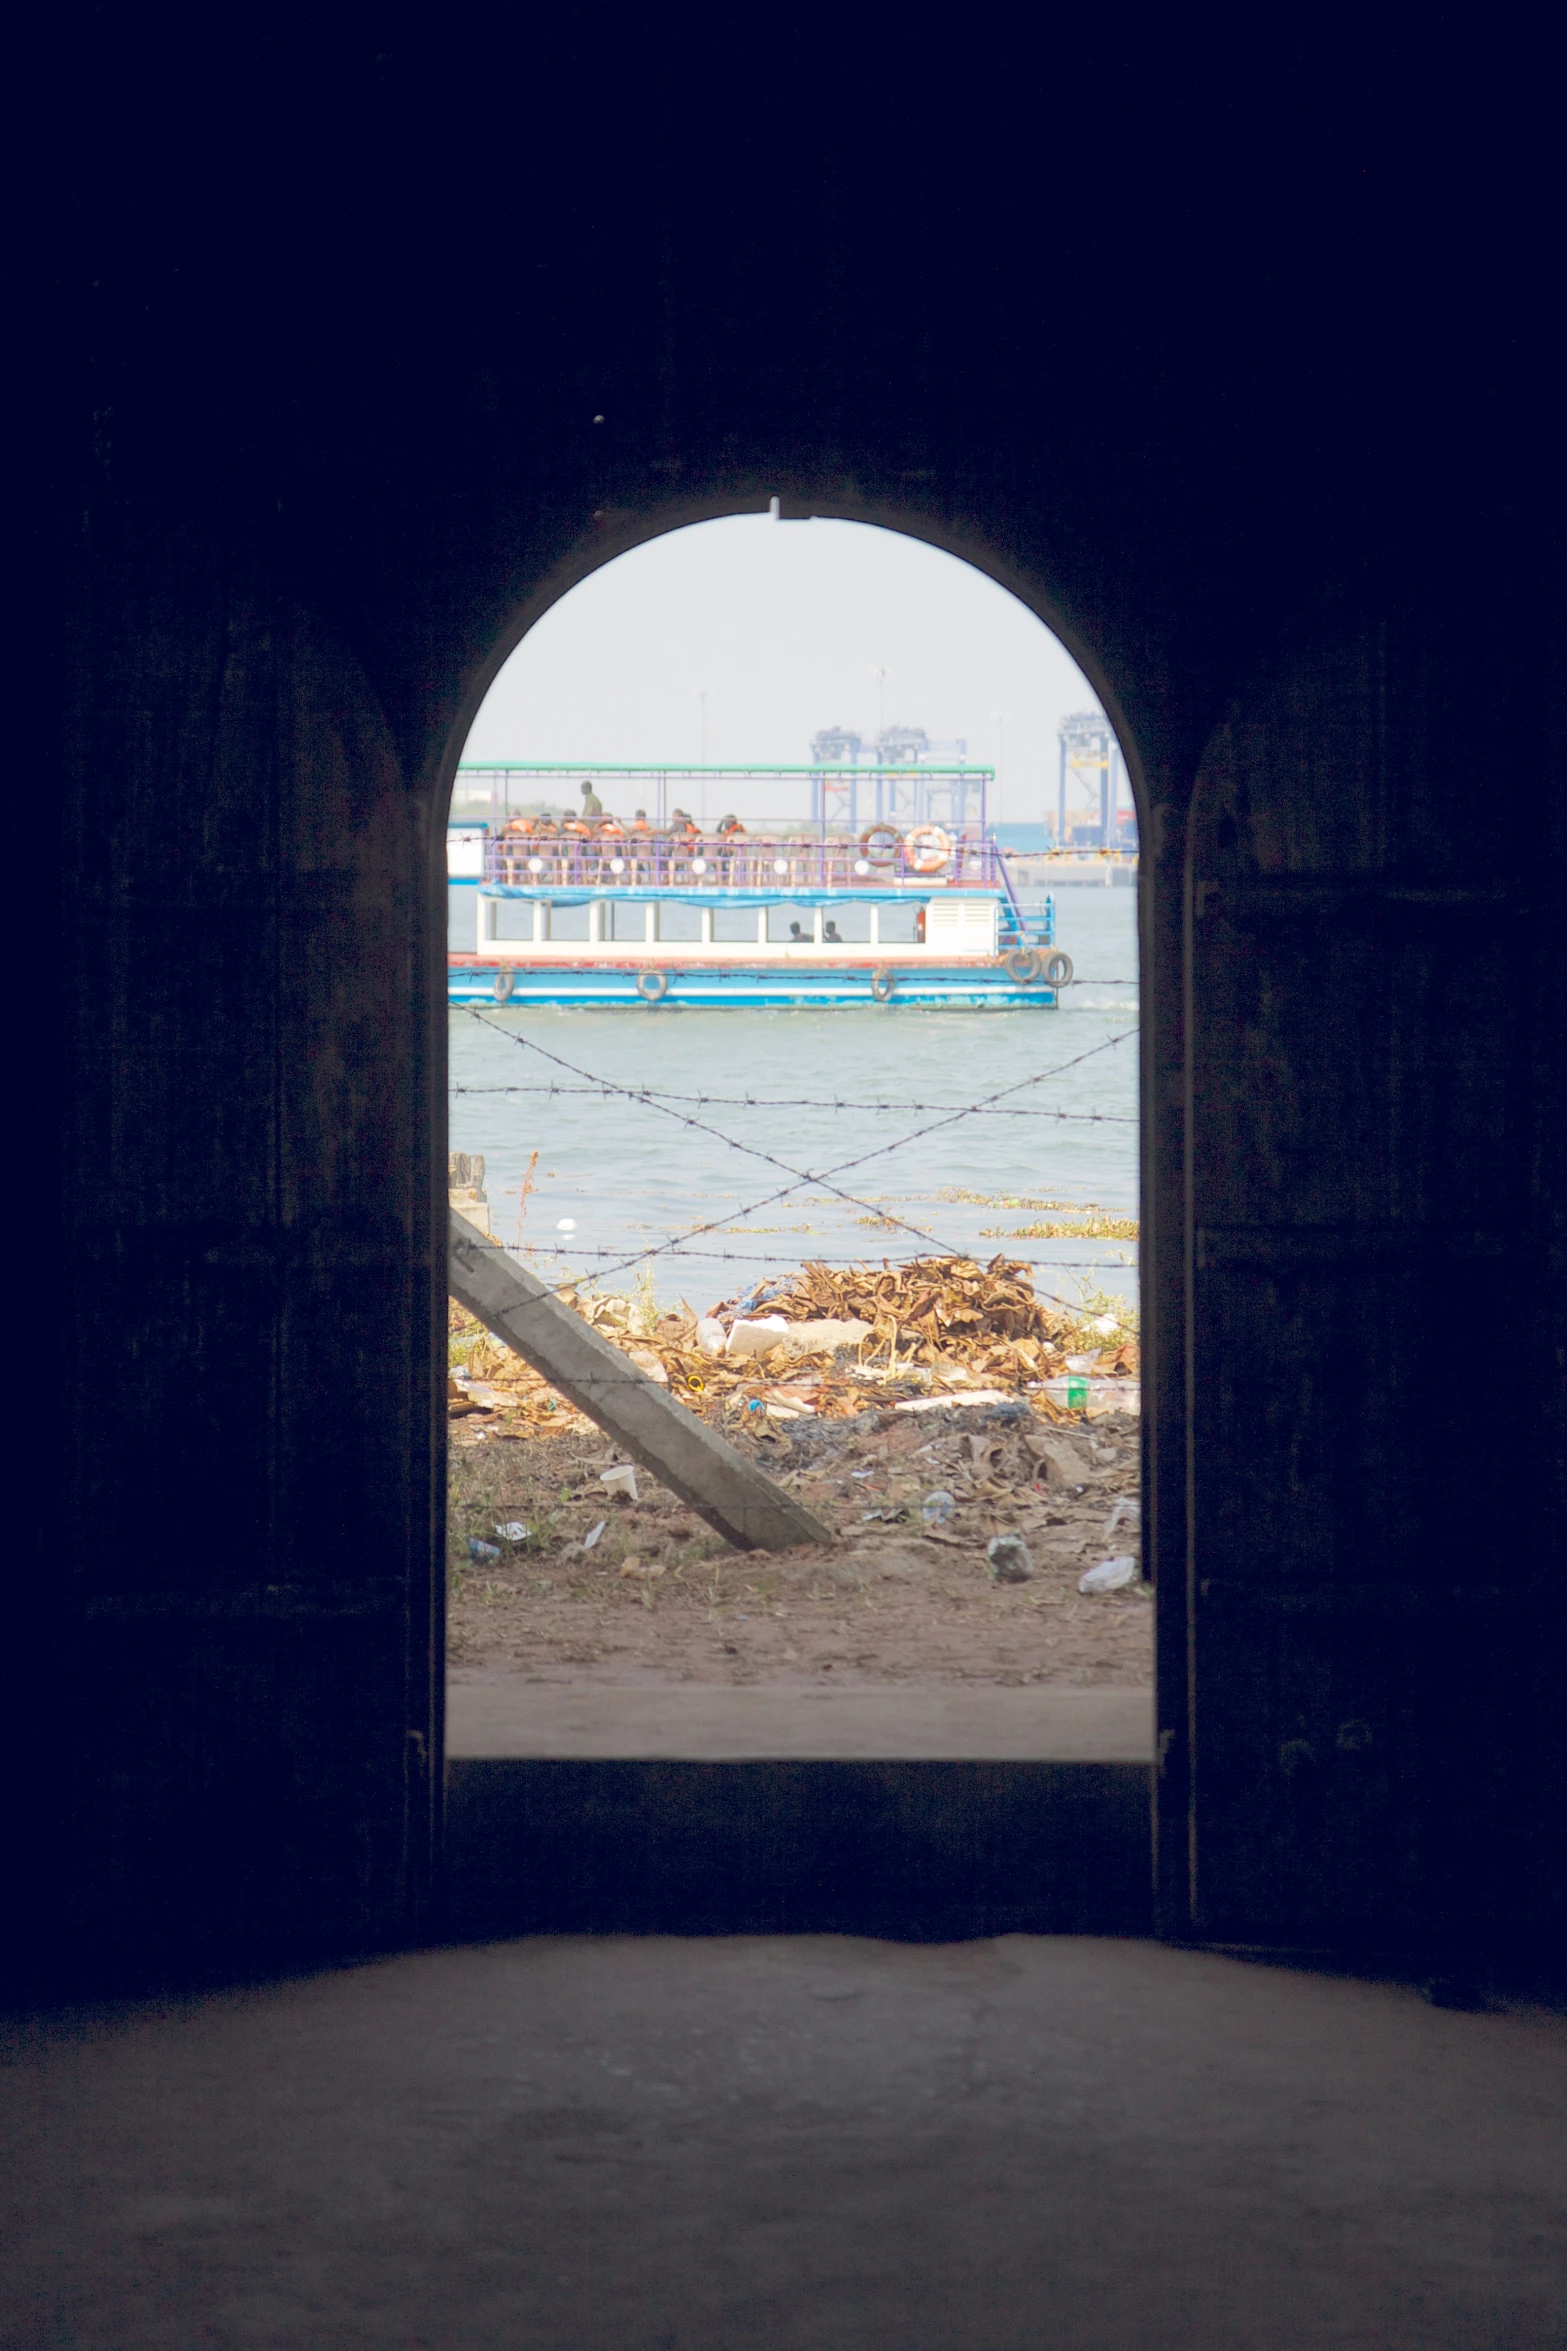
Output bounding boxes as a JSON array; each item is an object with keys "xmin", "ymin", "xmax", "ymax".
[{"xmin": 477, "ymin": 883, "xmax": 997, "ymax": 907}]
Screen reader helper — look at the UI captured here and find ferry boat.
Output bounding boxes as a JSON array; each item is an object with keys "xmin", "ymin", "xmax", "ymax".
[{"xmin": 446, "ymin": 763, "xmax": 1073, "ymax": 1010}]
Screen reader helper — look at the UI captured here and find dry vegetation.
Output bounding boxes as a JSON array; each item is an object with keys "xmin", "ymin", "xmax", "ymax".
[{"xmin": 447, "ymin": 1253, "xmax": 1148, "ymax": 1687}]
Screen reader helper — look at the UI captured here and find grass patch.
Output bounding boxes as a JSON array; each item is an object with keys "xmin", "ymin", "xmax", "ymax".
[{"xmin": 982, "ymin": 1215, "xmax": 1140, "ymax": 1239}]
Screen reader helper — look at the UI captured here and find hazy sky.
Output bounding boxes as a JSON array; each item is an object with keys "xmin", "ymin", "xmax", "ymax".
[{"xmin": 459, "ymin": 516, "xmax": 1113, "ymax": 828}]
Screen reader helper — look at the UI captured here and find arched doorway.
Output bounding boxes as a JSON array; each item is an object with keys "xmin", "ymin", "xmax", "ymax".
[{"xmin": 435, "ymin": 507, "xmax": 1157, "ymax": 1935}]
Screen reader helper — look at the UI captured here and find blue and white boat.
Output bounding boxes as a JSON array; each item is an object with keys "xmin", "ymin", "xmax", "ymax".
[{"xmin": 447, "ymin": 767, "xmax": 1071, "ymax": 1011}]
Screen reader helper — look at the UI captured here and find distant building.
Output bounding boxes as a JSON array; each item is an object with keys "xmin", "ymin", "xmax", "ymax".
[
  {"xmin": 810, "ymin": 722, "xmax": 985, "ymax": 830},
  {"xmin": 1056, "ymin": 711, "xmax": 1133, "ymax": 849}
]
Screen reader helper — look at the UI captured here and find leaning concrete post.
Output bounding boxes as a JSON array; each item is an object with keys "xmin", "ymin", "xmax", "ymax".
[{"xmin": 448, "ymin": 1210, "xmax": 834, "ymax": 1553}]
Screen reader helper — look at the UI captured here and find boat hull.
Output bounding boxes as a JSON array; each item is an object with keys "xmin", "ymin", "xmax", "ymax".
[{"xmin": 447, "ymin": 959, "xmax": 1059, "ymax": 1010}]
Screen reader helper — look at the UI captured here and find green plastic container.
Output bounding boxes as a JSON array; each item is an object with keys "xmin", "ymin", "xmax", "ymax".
[{"xmin": 1063, "ymin": 1376, "xmax": 1089, "ymax": 1409}]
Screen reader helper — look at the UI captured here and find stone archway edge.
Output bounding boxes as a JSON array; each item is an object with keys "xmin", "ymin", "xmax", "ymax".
[{"xmin": 448, "ymin": 1211, "xmax": 834, "ymax": 1553}]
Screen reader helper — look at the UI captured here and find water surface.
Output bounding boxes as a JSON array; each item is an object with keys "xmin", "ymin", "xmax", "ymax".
[{"xmin": 449, "ymin": 888, "xmax": 1138, "ymax": 1316}]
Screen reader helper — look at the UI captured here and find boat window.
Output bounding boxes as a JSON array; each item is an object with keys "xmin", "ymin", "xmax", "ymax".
[
  {"xmin": 547, "ymin": 903, "xmax": 591, "ymax": 942},
  {"xmin": 876, "ymin": 902, "xmax": 922, "ymax": 944},
  {"xmin": 712, "ymin": 906, "xmax": 763, "ymax": 944},
  {"xmin": 490, "ymin": 899, "xmax": 537, "ymax": 940},
  {"xmin": 654, "ymin": 902, "xmax": 704, "ymax": 942},
  {"xmin": 820, "ymin": 903, "xmax": 873, "ymax": 944},
  {"xmin": 607, "ymin": 901, "xmax": 649, "ymax": 942},
  {"xmin": 766, "ymin": 902, "xmax": 823, "ymax": 942}
]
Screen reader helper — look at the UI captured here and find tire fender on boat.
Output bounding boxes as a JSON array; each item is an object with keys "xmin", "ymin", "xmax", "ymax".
[
  {"xmin": 636, "ymin": 968, "xmax": 670, "ymax": 1002},
  {"xmin": 492, "ymin": 969, "xmax": 516, "ymax": 1002},
  {"xmin": 1002, "ymin": 947, "xmax": 1043, "ymax": 984},
  {"xmin": 1040, "ymin": 949, "xmax": 1074, "ymax": 986},
  {"xmin": 870, "ymin": 966, "xmax": 897, "ymax": 1002},
  {"xmin": 905, "ymin": 823, "xmax": 953, "ymax": 874}
]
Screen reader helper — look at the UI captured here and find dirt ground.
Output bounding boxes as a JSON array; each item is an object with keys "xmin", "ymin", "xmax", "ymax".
[{"xmin": 447, "ymin": 1403, "xmax": 1150, "ymax": 1687}]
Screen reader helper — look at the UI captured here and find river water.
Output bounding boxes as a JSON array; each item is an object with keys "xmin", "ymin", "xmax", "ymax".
[{"xmin": 449, "ymin": 886, "xmax": 1138, "ymax": 1319}]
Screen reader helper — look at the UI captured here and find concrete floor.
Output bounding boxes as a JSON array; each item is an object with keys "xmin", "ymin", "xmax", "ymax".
[{"xmin": 4, "ymin": 1936, "xmax": 1563, "ymax": 2349}]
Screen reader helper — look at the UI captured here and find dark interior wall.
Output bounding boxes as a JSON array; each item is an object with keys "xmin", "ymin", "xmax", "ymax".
[
  {"xmin": 40, "ymin": 20, "xmax": 1561, "ymax": 1984},
  {"xmin": 1183, "ymin": 578, "xmax": 1566, "ymax": 1956}
]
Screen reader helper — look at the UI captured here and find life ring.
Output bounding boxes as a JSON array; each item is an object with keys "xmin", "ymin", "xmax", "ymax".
[
  {"xmin": 1040, "ymin": 949, "xmax": 1074, "ymax": 986},
  {"xmin": 858, "ymin": 823, "xmax": 903, "ymax": 868},
  {"xmin": 492, "ymin": 969, "xmax": 516, "ymax": 1002},
  {"xmin": 635, "ymin": 968, "xmax": 670, "ymax": 1002},
  {"xmin": 869, "ymin": 966, "xmax": 897, "ymax": 1002},
  {"xmin": 1003, "ymin": 947, "xmax": 1043, "ymax": 984},
  {"xmin": 905, "ymin": 823, "xmax": 953, "ymax": 874}
]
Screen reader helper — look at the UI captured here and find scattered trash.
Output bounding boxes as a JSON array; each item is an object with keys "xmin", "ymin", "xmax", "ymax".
[
  {"xmin": 618, "ymin": 1554, "xmax": 666, "ymax": 1605},
  {"xmin": 1079, "ymin": 1555, "xmax": 1138, "ymax": 1594},
  {"xmin": 582, "ymin": 1519, "xmax": 606, "ymax": 1550},
  {"xmin": 750, "ymin": 1316, "xmax": 875, "ymax": 1359},
  {"xmin": 1041, "ymin": 1377, "xmax": 1141, "ymax": 1415},
  {"xmin": 987, "ymin": 1532, "xmax": 1036, "ymax": 1583},
  {"xmin": 1106, "ymin": 1495, "xmax": 1141, "ymax": 1536},
  {"xmin": 599, "ymin": 1463, "xmax": 639, "ymax": 1502},
  {"xmin": 894, "ymin": 1390, "xmax": 1015, "ymax": 1415},
  {"xmin": 467, "ymin": 1537, "xmax": 501, "ymax": 1563},
  {"xmin": 1027, "ymin": 1434, "xmax": 1091, "ymax": 1488},
  {"xmin": 1064, "ymin": 1354, "xmax": 1098, "ymax": 1375},
  {"xmin": 494, "ymin": 1521, "xmax": 530, "ymax": 1544},
  {"xmin": 448, "ymin": 1248, "xmax": 1140, "ymax": 1438},
  {"xmin": 734, "ymin": 1278, "xmax": 789, "ymax": 1316},
  {"xmin": 922, "ymin": 1489, "xmax": 957, "ymax": 1526},
  {"xmin": 725, "ymin": 1315, "xmax": 792, "ymax": 1359}
]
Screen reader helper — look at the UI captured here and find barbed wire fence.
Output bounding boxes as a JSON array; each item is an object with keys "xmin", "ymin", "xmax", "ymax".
[{"xmin": 453, "ymin": 1013, "xmax": 1140, "ymax": 1321}]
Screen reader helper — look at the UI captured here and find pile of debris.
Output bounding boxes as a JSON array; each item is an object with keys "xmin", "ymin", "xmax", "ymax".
[{"xmin": 450, "ymin": 1253, "xmax": 1138, "ymax": 1435}]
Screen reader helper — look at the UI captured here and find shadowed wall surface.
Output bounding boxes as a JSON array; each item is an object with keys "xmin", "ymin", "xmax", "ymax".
[{"xmin": 42, "ymin": 19, "xmax": 1563, "ymax": 1986}]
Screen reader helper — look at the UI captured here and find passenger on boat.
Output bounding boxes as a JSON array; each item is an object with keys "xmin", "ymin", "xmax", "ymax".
[
  {"xmin": 629, "ymin": 809, "xmax": 651, "ymax": 832},
  {"xmin": 579, "ymin": 780, "xmax": 605, "ymax": 822},
  {"xmin": 824, "ymin": 919, "xmax": 843, "ymax": 943},
  {"xmin": 788, "ymin": 921, "xmax": 806, "ymax": 941},
  {"xmin": 496, "ymin": 813, "xmax": 535, "ymax": 878},
  {"xmin": 669, "ymin": 806, "xmax": 700, "ymax": 835},
  {"xmin": 713, "ymin": 811, "xmax": 746, "ymax": 879}
]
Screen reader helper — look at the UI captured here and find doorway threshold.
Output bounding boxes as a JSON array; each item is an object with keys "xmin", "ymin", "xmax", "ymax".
[
  {"xmin": 447, "ymin": 1676, "xmax": 1151, "ymax": 1761},
  {"xmin": 444, "ymin": 1680, "xmax": 1152, "ymax": 1941}
]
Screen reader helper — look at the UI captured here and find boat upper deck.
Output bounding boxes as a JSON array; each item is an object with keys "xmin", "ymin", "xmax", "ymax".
[{"xmin": 461, "ymin": 828, "xmax": 1009, "ymax": 893}]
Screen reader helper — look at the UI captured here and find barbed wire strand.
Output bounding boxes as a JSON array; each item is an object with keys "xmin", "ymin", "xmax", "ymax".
[
  {"xmin": 465, "ymin": 1011, "xmax": 965, "ymax": 1260},
  {"xmin": 454, "ymin": 1082, "xmax": 1135, "ymax": 1124},
  {"xmin": 528, "ymin": 1246, "xmax": 1137, "ymax": 1269},
  {"xmin": 460, "ymin": 1010, "xmax": 1137, "ymax": 1306}
]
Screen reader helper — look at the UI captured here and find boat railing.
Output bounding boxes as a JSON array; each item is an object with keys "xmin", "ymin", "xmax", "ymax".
[{"xmin": 480, "ymin": 831, "xmax": 1005, "ymax": 891}]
